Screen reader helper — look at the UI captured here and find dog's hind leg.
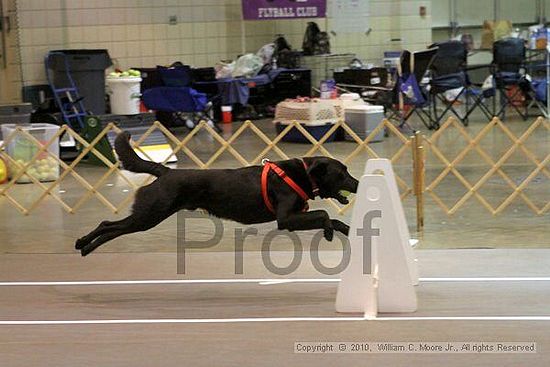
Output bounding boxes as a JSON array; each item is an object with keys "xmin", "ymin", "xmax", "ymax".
[
  {"xmin": 79, "ymin": 210, "xmax": 175, "ymax": 256},
  {"xmin": 75, "ymin": 220, "xmax": 120, "ymax": 250},
  {"xmin": 80, "ymin": 228, "xmax": 134, "ymax": 256}
]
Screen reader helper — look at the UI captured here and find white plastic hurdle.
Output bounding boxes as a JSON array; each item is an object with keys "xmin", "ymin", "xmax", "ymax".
[
  {"xmin": 335, "ymin": 159, "xmax": 418, "ymax": 316},
  {"xmin": 364, "ymin": 159, "xmax": 419, "ymax": 286}
]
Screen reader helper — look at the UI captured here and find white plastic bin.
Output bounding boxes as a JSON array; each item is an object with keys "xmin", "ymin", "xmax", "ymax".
[
  {"xmin": 1, "ymin": 123, "xmax": 60, "ymax": 183},
  {"xmin": 0, "ymin": 103, "xmax": 32, "ymax": 140},
  {"xmin": 107, "ymin": 77, "xmax": 142, "ymax": 115},
  {"xmin": 344, "ymin": 105, "xmax": 385, "ymax": 142}
]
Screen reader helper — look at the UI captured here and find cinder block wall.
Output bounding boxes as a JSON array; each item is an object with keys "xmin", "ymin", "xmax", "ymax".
[{"xmin": 15, "ymin": 0, "xmax": 431, "ymax": 86}]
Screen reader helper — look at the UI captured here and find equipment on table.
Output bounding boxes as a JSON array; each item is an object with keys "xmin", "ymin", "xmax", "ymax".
[
  {"xmin": 301, "ymin": 53, "xmax": 356, "ymax": 91},
  {"xmin": 334, "ymin": 67, "xmax": 390, "ymax": 92}
]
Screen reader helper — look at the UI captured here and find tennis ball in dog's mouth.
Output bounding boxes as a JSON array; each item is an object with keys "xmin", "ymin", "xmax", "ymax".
[{"xmin": 339, "ymin": 190, "xmax": 351, "ymax": 197}]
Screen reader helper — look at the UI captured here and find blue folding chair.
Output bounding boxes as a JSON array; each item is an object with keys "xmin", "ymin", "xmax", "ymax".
[
  {"xmin": 492, "ymin": 38, "xmax": 547, "ymax": 120},
  {"xmin": 142, "ymin": 63, "xmax": 217, "ymax": 130}
]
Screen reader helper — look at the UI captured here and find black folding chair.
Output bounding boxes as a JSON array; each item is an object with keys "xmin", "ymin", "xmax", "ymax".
[
  {"xmin": 492, "ymin": 37, "xmax": 547, "ymax": 120},
  {"xmin": 461, "ymin": 66, "xmax": 495, "ymax": 122},
  {"xmin": 398, "ymin": 48, "xmax": 438, "ymax": 130},
  {"xmin": 427, "ymin": 41, "xmax": 471, "ymax": 129}
]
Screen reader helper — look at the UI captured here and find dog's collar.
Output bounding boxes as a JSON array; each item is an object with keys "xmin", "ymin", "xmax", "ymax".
[{"xmin": 302, "ymin": 160, "xmax": 320, "ymax": 198}]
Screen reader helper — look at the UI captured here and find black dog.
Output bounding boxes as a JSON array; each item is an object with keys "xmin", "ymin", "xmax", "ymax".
[{"xmin": 76, "ymin": 132, "xmax": 359, "ymax": 256}]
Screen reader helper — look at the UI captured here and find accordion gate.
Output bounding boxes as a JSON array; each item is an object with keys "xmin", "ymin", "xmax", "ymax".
[{"xmin": 1, "ymin": 116, "xmax": 549, "ymax": 230}]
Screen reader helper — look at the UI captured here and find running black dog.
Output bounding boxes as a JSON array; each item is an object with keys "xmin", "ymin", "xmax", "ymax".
[{"xmin": 76, "ymin": 132, "xmax": 359, "ymax": 256}]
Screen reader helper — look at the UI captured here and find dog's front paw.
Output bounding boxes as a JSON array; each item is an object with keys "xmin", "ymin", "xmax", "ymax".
[
  {"xmin": 323, "ymin": 226, "xmax": 334, "ymax": 241},
  {"xmin": 331, "ymin": 220, "xmax": 349, "ymax": 236},
  {"xmin": 80, "ymin": 244, "xmax": 95, "ymax": 257},
  {"xmin": 75, "ymin": 238, "xmax": 87, "ymax": 250}
]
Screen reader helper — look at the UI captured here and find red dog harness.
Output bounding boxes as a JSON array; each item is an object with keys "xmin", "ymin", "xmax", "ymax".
[{"xmin": 261, "ymin": 160, "xmax": 318, "ymax": 214}]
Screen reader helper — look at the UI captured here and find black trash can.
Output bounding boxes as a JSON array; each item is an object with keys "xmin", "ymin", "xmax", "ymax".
[{"xmin": 49, "ymin": 49, "xmax": 112, "ymax": 114}]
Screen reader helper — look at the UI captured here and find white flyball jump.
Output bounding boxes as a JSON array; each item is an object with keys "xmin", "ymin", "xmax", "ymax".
[{"xmin": 335, "ymin": 159, "xmax": 418, "ymax": 317}]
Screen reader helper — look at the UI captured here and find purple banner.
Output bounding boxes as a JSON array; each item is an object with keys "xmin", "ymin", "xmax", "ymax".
[{"xmin": 242, "ymin": 0, "xmax": 327, "ymax": 20}]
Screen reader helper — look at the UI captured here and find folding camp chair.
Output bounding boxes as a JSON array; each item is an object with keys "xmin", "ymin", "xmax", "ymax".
[
  {"xmin": 426, "ymin": 41, "xmax": 473, "ymax": 129},
  {"xmin": 336, "ymin": 49, "xmax": 437, "ymax": 132},
  {"xmin": 142, "ymin": 63, "xmax": 218, "ymax": 130},
  {"xmin": 492, "ymin": 37, "xmax": 547, "ymax": 120},
  {"xmin": 461, "ymin": 66, "xmax": 495, "ymax": 122},
  {"xmin": 396, "ymin": 48, "xmax": 439, "ymax": 130}
]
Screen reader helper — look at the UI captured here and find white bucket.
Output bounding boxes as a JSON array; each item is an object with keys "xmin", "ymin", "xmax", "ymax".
[{"xmin": 107, "ymin": 77, "xmax": 142, "ymax": 115}]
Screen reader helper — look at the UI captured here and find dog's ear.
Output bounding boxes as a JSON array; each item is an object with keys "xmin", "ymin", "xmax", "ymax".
[{"xmin": 306, "ymin": 159, "xmax": 328, "ymax": 178}]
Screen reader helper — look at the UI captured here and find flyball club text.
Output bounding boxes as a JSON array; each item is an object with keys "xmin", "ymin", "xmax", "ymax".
[{"xmin": 257, "ymin": 7, "xmax": 319, "ymax": 18}]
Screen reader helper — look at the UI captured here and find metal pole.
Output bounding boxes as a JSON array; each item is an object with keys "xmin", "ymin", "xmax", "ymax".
[{"xmin": 412, "ymin": 132, "xmax": 425, "ymax": 231}]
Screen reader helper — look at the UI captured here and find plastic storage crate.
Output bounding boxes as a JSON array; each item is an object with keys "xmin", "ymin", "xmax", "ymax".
[
  {"xmin": 0, "ymin": 103, "xmax": 32, "ymax": 140},
  {"xmin": 1, "ymin": 123, "xmax": 60, "ymax": 183}
]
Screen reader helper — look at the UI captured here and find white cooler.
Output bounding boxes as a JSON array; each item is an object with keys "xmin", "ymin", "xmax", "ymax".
[
  {"xmin": 344, "ymin": 105, "xmax": 385, "ymax": 142},
  {"xmin": 107, "ymin": 77, "xmax": 142, "ymax": 115}
]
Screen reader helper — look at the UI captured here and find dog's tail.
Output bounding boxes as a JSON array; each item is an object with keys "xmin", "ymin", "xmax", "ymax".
[{"xmin": 114, "ymin": 132, "xmax": 170, "ymax": 177}]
